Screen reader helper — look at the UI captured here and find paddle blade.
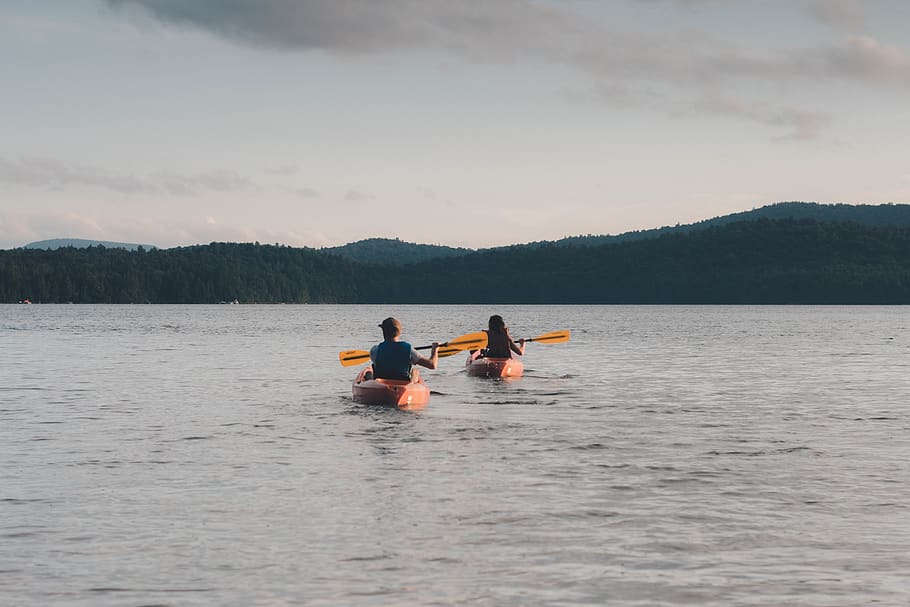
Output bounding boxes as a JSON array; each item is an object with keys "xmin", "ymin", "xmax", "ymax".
[
  {"xmin": 438, "ymin": 345, "xmax": 473, "ymax": 358},
  {"xmin": 339, "ymin": 349, "xmax": 371, "ymax": 367},
  {"xmin": 528, "ymin": 330, "xmax": 570, "ymax": 344},
  {"xmin": 445, "ymin": 331, "xmax": 487, "ymax": 352}
]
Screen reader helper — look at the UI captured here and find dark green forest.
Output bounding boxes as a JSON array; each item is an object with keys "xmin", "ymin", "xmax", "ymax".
[
  {"xmin": 323, "ymin": 237, "xmax": 472, "ymax": 266},
  {"xmin": 365, "ymin": 219, "xmax": 910, "ymax": 304},
  {"xmin": 514, "ymin": 201, "xmax": 910, "ymax": 250},
  {"xmin": 0, "ymin": 243, "xmax": 360, "ymax": 304},
  {"xmin": 320, "ymin": 201, "xmax": 910, "ymax": 265},
  {"xmin": 3, "ymin": 218, "xmax": 909, "ymax": 304}
]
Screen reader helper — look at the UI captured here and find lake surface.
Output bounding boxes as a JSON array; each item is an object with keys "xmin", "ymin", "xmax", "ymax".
[{"xmin": 2, "ymin": 305, "xmax": 909, "ymax": 606}]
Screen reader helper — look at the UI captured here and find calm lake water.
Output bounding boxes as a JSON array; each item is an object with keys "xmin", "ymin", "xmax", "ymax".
[{"xmin": 2, "ymin": 304, "xmax": 909, "ymax": 606}]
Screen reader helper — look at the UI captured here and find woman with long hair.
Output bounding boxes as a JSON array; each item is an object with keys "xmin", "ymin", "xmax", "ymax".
[{"xmin": 483, "ymin": 314, "xmax": 525, "ymax": 358}]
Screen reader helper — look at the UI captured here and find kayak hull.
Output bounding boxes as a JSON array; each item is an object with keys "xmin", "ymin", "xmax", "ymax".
[
  {"xmin": 465, "ymin": 351, "xmax": 524, "ymax": 378},
  {"xmin": 352, "ymin": 366, "xmax": 430, "ymax": 410}
]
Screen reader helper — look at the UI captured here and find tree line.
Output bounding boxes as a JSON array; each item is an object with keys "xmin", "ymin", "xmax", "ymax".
[
  {"xmin": 2, "ymin": 219, "xmax": 909, "ymax": 304},
  {"xmin": 0, "ymin": 242, "xmax": 360, "ymax": 304}
]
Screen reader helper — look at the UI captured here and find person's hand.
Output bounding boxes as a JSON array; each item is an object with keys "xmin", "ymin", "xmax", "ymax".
[
  {"xmin": 431, "ymin": 342, "xmax": 440, "ymax": 350},
  {"xmin": 518, "ymin": 338, "xmax": 525, "ymax": 346}
]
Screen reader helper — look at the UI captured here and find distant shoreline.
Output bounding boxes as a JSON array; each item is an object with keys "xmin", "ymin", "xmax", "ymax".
[{"xmin": 5, "ymin": 204, "xmax": 910, "ymax": 305}]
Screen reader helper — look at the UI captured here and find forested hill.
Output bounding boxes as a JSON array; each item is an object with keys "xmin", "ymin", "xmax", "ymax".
[
  {"xmin": 2, "ymin": 218, "xmax": 909, "ymax": 304},
  {"xmin": 704, "ymin": 201, "xmax": 910, "ymax": 226},
  {"xmin": 24, "ymin": 238, "xmax": 156, "ymax": 251},
  {"xmin": 532, "ymin": 201, "xmax": 910, "ymax": 249},
  {"xmin": 318, "ymin": 202, "xmax": 910, "ymax": 264},
  {"xmin": 0, "ymin": 243, "xmax": 360, "ymax": 304},
  {"xmin": 322, "ymin": 238, "xmax": 472, "ymax": 265},
  {"xmin": 20, "ymin": 202, "xmax": 907, "ymax": 266},
  {"xmin": 361, "ymin": 218, "xmax": 910, "ymax": 304}
]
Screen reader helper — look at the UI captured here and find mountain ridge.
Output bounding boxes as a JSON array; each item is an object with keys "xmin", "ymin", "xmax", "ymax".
[
  {"xmin": 4, "ymin": 214, "xmax": 909, "ymax": 304},
  {"xmin": 23, "ymin": 238, "xmax": 156, "ymax": 251},
  {"xmin": 19, "ymin": 202, "xmax": 910, "ymax": 265},
  {"xmin": 322, "ymin": 201, "xmax": 910, "ymax": 265}
]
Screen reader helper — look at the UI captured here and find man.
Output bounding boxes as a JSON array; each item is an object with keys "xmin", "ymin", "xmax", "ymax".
[{"xmin": 370, "ymin": 317, "xmax": 438, "ymax": 380}]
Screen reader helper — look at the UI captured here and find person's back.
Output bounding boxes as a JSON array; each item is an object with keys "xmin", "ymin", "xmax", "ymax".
[
  {"xmin": 483, "ymin": 315, "xmax": 524, "ymax": 359},
  {"xmin": 369, "ymin": 317, "xmax": 439, "ymax": 381},
  {"xmin": 485, "ymin": 328, "xmax": 513, "ymax": 358},
  {"xmin": 372, "ymin": 340, "xmax": 413, "ymax": 380}
]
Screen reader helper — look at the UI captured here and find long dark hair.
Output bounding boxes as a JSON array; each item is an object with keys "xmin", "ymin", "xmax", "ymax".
[{"xmin": 488, "ymin": 314, "xmax": 505, "ymax": 333}]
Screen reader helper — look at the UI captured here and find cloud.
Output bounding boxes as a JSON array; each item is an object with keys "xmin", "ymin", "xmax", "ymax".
[
  {"xmin": 0, "ymin": 156, "xmax": 142, "ymax": 193},
  {"xmin": 103, "ymin": 0, "xmax": 910, "ymax": 138},
  {"xmin": 632, "ymin": 0, "xmax": 724, "ymax": 5},
  {"xmin": 0, "ymin": 156, "xmax": 256, "ymax": 196},
  {"xmin": 0, "ymin": 209, "xmax": 108, "ymax": 249},
  {"xmin": 265, "ymin": 164, "xmax": 299, "ymax": 175},
  {"xmin": 795, "ymin": 35, "xmax": 910, "ymax": 85},
  {"xmin": 580, "ymin": 83, "xmax": 830, "ymax": 140},
  {"xmin": 808, "ymin": 0, "xmax": 866, "ymax": 32},
  {"xmin": 104, "ymin": 1, "xmax": 910, "ymax": 83},
  {"xmin": 151, "ymin": 169, "xmax": 254, "ymax": 196},
  {"xmin": 296, "ymin": 187, "xmax": 319, "ymax": 198},
  {"xmin": 104, "ymin": 0, "xmax": 570, "ymax": 57},
  {"xmin": 693, "ymin": 92, "xmax": 831, "ymax": 141},
  {"xmin": 343, "ymin": 190, "xmax": 372, "ymax": 203},
  {"xmin": 0, "ymin": 208, "xmax": 331, "ymax": 250}
]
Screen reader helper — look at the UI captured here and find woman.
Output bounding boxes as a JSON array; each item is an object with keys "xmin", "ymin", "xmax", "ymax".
[{"xmin": 483, "ymin": 314, "xmax": 525, "ymax": 358}]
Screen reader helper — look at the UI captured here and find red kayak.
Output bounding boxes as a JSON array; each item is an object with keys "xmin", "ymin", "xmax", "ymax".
[
  {"xmin": 351, "ymin": 366, "xmax": 430, "ymax": 410},
  {"xmin": 465, "ymin": 351, "xmax": 524, "ymax": 378}
]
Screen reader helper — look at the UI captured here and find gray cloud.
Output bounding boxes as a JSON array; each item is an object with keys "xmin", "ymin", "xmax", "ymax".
[
  {"xmin": 794, "ymin": 35, "xmax": 910, "ymax": 85},
  {"xmin": 265, "ymin": 164, "xmax": 299, "ymax": 176},
  {"xmin": 808, "ymin": 0, "xmax": 866, "ymax": 31},
  {"xmin": 0, "ymin": 156, "xmax": 143, "ymax": 194},
  {"xmin": 296, "ymin": 187, "xmax": 320, "ymax": 198},
  {"xmin": 152, "ymin": 169, "xmax": 254, "ymax": 195},
  {"xmin": 582, "ymin": 83, "xmax": 830, "ymax": 140},
  {"xmin": 105, "ymin": 0, "xmax": 569, "ymax": 57},
  {"xmin": 343, "ymin": 190, "xmax": 372, "ymax": 204},
  {"xmin": 104, "ymin": 0, "xmax": 910, "ymax": 138},
  {"xmin": 632, "ymin": 0, "xmax": 725, "ymax": 5},
  {"xmin": 693, "ymin": 92, "xmax": 831, "ymax": 141},
  {"xmin": 0, "ymin": 156, "xmax": 256, "ymax": 196}
]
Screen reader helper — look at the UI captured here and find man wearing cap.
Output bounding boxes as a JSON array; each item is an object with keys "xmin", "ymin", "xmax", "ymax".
[{"xmin": 369, "ymin": 317, "xmax": 438, "ymax": 381}]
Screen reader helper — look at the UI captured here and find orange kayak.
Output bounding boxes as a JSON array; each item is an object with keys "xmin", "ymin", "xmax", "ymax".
[
  {"xmin": 351, "ymin": 366, "xmax": 430, "ymax": 410},
  {"xmin": 465, "ymin": 351, "xmax": 524, "ymax": 378}
]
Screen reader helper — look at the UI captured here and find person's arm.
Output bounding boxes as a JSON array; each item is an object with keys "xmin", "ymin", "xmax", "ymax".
[
  {"xmin": 414, "ymin": 342, "xmax": 439, "ymax": 369},
  {"xmin": 507, "ymin": 329, "xmax": 525, "ymax": 356},
  {"xmin": 510, "ymin": 338, "xmax": 525, "ymax": 356}
]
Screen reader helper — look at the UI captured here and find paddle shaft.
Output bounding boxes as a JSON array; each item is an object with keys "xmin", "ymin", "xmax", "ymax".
[{"xmin": 339, "ymin": 331, "xmax": 487, "ymax": 366}]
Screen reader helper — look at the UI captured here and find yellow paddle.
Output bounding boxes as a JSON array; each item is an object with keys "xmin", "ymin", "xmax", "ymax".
[
  {"xmin": 522, "ymin": 329, "xmax": 571, "ymax": 345},
  {"xmin": 338, "ymin": 331, "xmax": 488, "ymax": 367},
  {"xmin": 448, "ymin": 329, "xmax": 570, "ymax": 360},
  {"xmin": 444, "ymin": 329, "xmax": 570, "ymax": 358}
]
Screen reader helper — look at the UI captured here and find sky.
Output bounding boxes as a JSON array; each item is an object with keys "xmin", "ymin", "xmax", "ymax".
[{"xmin": 2, "ymin": 0, "xmax": 909, "ymax": 250}]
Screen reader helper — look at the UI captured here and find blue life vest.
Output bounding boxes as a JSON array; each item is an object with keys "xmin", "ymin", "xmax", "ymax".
[{"xmin": 373, "ymin": 341, "xmax": 413, "ymax": 380}]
